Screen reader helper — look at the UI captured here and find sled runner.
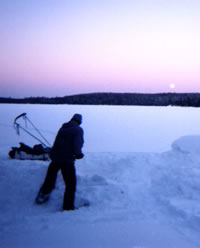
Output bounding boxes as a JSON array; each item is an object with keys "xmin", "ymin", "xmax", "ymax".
[{"xmin": 8, "ymin": 113, "xmax": 51, "ymax": 160}]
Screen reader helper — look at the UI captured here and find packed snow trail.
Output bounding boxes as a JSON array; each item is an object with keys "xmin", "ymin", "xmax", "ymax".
[
  {"xmin": 1, "ymin": 104, "xmax": 200, "ymax": 248},
  {"xmin": 1, "ymin": 146, "xmax": 200, "ymax": 247}
]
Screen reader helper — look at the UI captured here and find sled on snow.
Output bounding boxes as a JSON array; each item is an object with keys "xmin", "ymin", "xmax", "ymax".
[
  {"xmin": 8, "ymin": 113, "xmax": 51, "ymax": 161},
  {"xmin": 9, "ymin": 142, "xmax": 50, "ymax": 160}
]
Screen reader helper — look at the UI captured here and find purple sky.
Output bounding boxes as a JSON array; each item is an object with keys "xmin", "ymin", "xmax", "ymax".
[{"xmin": 1, "ymin": 0, "xmax": 200, "ymax": 97}]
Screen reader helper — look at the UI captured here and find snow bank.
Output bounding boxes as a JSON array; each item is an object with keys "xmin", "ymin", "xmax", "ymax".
[{"xmin": 172, "ymin": 135, "xmax": 200, "ymax": 154}]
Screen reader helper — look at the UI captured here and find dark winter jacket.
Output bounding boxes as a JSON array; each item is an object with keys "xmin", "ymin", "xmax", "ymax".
[{"xmin": 50, "ymin": 120, "xmax": 84, "ymax": 163}]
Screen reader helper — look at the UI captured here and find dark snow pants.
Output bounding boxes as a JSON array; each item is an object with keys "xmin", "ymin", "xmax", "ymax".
[{"xmin": 39, "ymin": 161, "xmax": 76, "ymax": 210}]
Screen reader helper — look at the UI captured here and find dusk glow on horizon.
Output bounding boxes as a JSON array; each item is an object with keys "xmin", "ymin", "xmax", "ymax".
[{"xmin": 1, "ymin": 0, "xmax": 200, "ymax": 97}]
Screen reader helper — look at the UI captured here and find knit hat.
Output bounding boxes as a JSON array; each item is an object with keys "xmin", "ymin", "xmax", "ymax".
[{"xmin": 71, "ymin": 113, "xmax": 82, "ymax": 124}]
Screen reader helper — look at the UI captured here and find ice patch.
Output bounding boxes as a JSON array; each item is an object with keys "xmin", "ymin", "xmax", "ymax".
[{"xmin": 172, "ymin": 135, "xmax": 200, "ymax": 154}]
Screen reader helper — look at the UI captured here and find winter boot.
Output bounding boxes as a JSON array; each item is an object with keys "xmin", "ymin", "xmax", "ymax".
[{"xmin": 35, "ymin": 192, "xmax": 50, "ymax": 204}]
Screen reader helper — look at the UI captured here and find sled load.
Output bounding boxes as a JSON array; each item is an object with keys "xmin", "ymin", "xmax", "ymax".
[{"xmin": 8, "ymin": 113, "xmax": 51, "ymax": 161}]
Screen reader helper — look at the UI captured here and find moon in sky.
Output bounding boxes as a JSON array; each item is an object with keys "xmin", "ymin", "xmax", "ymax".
[{"xmin": 169, "ymin": 83, "xmax": 175, "ymax": 89}]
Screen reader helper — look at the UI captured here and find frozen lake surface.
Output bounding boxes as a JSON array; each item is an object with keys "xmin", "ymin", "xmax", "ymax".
[{"xmin": 1, "ymin": 104, "xmax": 200, "ymax": 152}]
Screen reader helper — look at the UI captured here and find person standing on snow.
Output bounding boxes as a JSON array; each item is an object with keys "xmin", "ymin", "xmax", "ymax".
[{"xmin": 35, "ymin": 113, "xmax": 84, "ymax": 211}]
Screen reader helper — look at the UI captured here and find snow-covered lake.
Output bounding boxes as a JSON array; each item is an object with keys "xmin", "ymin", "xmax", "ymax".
[
  {"xmin": 1, "ymin": 104, "xmax": 200, "ymax": 152},
  {"xmin": 1, "ymin": 104, "xmax": 200, "ymax": 248}
]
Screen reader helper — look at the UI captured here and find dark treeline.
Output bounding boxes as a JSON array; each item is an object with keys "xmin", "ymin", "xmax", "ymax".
[{"xmin": 1, "ymin": 93, "xmax": 200, "ymax": 107}]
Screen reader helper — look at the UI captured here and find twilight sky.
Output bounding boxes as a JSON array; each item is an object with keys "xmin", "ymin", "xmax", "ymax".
[{"xmin": 0, "ymin": 0, "xmax": 200, "ymax": 97}]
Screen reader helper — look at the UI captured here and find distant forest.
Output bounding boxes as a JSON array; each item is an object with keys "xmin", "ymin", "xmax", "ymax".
[{"xmin": 1, "ymin": 93, "xmax": 200, "ymax": 107}]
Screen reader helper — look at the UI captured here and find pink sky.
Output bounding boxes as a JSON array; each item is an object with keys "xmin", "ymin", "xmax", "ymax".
[{"xmin": 0, "ymin": 0, "xmax": 200, "ymax": 97}]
